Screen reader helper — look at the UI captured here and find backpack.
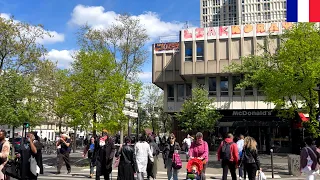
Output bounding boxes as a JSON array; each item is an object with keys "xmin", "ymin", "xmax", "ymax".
[
  {"xmin": 172, "ymin": 152, "xmax": 182, "ymax": 169},
  {"xmin": 220, "ymin": 141, "xmax": 233, "ymax": 161}
]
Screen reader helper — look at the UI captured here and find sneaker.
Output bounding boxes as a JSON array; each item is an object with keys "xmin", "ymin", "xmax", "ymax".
[
  {"xmin": 239, "ymin": 177, "xmax": 243, "ymax": 180},
  {"xmin": 67, "ymin": 170, "xmax": 71, "ymax": 174},
  {"xmin": 56, "ymin": 171, "xmax": 61, "ymax": 175}
]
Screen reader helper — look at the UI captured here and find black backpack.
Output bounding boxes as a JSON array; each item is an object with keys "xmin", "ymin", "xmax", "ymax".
[{"xmin": 220, "ymin": 141, "xmax": 233, "ymax": 161}]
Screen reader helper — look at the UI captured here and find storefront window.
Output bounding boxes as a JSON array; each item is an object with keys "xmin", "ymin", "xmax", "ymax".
[
  {"xmin": 220, "ymin": 76, "xmax": 229, "ymax": 96},
  {"xmin": 232, "ymin": 76, "xmax": 241, "ymax": 96},
  {"xmin": 167, "ymin": 84, "xmax": 174, "ymax": 101},
  {"xmin": 177, "ymin": 84, "xmax": 184, "ymax": 102},
  {"xmin": 245, "ymin": 86, "xmax": 254, "ymax": 96},
  {"xmin": 185, "ymin": 42, "xmax": 192, "ymax": 61}
]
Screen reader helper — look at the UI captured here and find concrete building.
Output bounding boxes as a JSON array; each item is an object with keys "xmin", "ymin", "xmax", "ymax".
[
  {"xmin": 200, "ymin": 0, "xmax": 286, "ymax": 27},
  {"xmin": 152, "ymin": 22, "xmax": 297, "ymax": 153}
]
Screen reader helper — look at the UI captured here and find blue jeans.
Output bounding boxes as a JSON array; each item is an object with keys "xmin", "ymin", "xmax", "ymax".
[{"xmin": 166, "ymin": 158, "xmax": 178, "ymax": 180}]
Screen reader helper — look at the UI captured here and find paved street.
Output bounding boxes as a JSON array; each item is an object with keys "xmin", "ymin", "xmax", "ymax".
[{"xmin": 32, "ymin": 152, "xmax": 307, "ymax": 179}]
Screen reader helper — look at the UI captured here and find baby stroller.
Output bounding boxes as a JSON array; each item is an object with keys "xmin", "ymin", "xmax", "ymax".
[{"xmin": 186, "ymin": 158, "xmax": 203, "ymax": 180}]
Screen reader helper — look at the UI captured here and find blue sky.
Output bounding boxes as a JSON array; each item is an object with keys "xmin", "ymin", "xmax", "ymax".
[{"xmin": 0, "ymin": 0, "xmax": 200, "ymax": 82}]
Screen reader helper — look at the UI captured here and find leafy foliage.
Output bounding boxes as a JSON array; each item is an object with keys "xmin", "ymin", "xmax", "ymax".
[
  {"xmin": 176, "ymin": 87, "xmax": 222, "ymax": 132},
  {"xmin": 59, "ymin": 49, "xmax": 128, "ymax": 135},
  {"xmin": 227, "ymin": 23, "xmax": 320, "ymax": 137}
]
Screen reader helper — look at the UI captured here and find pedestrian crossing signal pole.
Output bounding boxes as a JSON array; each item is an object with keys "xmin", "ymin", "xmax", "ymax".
[{"xmin": 270, "ymin": 148, "xmax": 274, "ymax": 178}]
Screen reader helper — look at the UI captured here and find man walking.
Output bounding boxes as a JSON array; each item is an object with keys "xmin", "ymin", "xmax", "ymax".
[
  {"xmin": 56, "ymin": 134, "xmax": 71, "ymax": 174},
  {"xmin": 217, "ymin": 133, "xmax": 239, "ymax": 180},
  {"xmin": 236, "ymin": 135, "xmax": 245, "ymax": 180}
]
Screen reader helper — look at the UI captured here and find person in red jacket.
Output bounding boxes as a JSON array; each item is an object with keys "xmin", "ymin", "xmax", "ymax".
[{"xmin": 217, "ymin": 133, "xmax": 239, "ymax": 180}]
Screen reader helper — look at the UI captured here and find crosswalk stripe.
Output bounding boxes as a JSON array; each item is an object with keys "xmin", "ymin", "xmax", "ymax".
[
  {"xmin": 48, "ymin": 171, "xmax": 281, "ymax": 179},
  {"xmin": 81, "ymin": 169, "xmax": 281, "ymax": 178}
]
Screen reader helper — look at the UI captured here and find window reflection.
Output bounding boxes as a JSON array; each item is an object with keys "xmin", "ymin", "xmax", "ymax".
[{"xmin": 220, "ymin": 76, "xmax": 229, "ymax": 96}]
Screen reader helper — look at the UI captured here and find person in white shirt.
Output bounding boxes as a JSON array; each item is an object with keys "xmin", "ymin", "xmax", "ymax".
[
  {"xmin": 183, "ymin": 134, "xmax": 192, "ymax": 161},
  {"xmin": 236, "ymin": 135, "xmax": 245, "ymax": 180}
]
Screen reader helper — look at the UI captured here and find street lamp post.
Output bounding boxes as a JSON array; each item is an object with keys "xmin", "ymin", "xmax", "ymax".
[{"xmin": 136, "ymin": 102, "xmax": 141, "ymax": 140}]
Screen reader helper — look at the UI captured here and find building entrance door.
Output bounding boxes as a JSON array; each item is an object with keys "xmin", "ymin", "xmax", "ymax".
[{"xmin": 247, "ymin": 126, "xmax": 268, "ymax": 152}]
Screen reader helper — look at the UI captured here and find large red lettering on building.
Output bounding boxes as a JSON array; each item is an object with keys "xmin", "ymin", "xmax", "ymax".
[{"xmin": 195, "ymin": 28, "xmax": 204, "ymax": 38}]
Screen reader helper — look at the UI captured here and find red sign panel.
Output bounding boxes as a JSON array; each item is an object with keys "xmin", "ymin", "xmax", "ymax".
[{"xmin": 154, "ymin": 42, "xmax": 179, "ymax": 52}]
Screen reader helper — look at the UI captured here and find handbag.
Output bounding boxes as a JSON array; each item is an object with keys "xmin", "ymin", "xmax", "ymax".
[
  {"xmin": 2, "ymin": 159, "xmax": 21, "ymax": 179},
  {"xmin": 301, "ymin": 147, "xmax": 317, "ymax": 174},
  {"xmin": 29, "ymin": 156, "xmax": 39, "ymax": 176}
]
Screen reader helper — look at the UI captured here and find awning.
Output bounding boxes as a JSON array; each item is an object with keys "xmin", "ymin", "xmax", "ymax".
[{"xmin": 299, "ymin": 113, "xmax": 309, "ymax": 122}]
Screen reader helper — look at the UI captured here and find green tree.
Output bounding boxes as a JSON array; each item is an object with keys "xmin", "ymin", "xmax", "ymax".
[
  {"xmin": 227, "ymin": 23, "xmax": 320, "ymax": 137},
  {"xmin": 78, "ymin": 14, "xmax": 149, "ymax": 142},
  {"xmin": 64, "ymin": 49, "xmax": 128, "ymax": 136},
  {"xmin": 176, "ymin": 87, "xmax": 222, "ymax": 132},
  {"xmin": 0, "ymin": 16, "xmax": 49, "ymax": 132}
]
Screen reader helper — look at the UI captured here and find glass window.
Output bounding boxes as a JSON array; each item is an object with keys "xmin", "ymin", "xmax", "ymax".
[
  {"xmin": 177, "ymin": 84, "xmax": 184, "ymax": 102},
  {"xmin": 196, "ymin": 41, "xmax": 204, "ymax": 61},
  {"xmin": 186, "ymin": 84, "xmax": 192, "ymax": 98},
  {"xmin": 245, "ymin": 86, "xmax": 254, "ymax": 96},
  {"xmin": 257, "ymin": 83, "xmax": 264, "ymax": 96},
  {"xmin": 197, "ymin": 77, "xmax": 205, "ymax": 87},
  {"xmin": 232, "ymin": 76, "xmax": 241, "ymax": 96},
  {"xmin": 220, "ymin": 76, "xmax": 229, "ymax": 96},
  {"xmin": 185, "ymin": 42, "xmax": 192, "ymax": 62},
  {"xmin": 208, "ymin": 77, "xmax": 217, "ymax": 96},
  {"xmin": 167, "ymin": 84, "xmax": 174, "ymax": 101}
]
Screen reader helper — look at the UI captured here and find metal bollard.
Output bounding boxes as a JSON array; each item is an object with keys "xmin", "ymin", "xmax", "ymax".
[{"xmin": 270, "ymin": 149, "xmax": 274, "ymax": 178}]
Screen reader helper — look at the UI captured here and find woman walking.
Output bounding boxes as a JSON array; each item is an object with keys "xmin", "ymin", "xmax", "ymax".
[
  {"xmin": 163, "ymin": 133, "xmax": 181, "ymax": 180},
  {"xmin": 300, "ymin": 137, "xmax": 320, "ymax": 180},
  {"xmin": 240, "ymin": 136, "xmax": 260, "ymax": 180},
  {"xmin": 83, "ymin": 137, "xmax": 96, "ymax": 178},
  {"xmin": 189, "ymin": 132, "xmax": 209, "ymax": 180},
  {"xmin": 135, "ymin": 134, "xmax": 154, "ymax": 180},
  {"xmin": 116, "ymin": 137, "xmax": 135, "ymax": 180},
  {"xmin": 0, "ymin": 130, "xmax": 10, "ymax": 180}
]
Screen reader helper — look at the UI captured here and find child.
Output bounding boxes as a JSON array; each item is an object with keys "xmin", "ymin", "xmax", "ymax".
[{"xmin": 187, "ymin": 165, "xmax": 201, "ymax": 180}]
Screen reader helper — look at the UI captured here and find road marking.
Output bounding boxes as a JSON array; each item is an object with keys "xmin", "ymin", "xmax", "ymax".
[{"xmin": 79, "ymin": 170, "xmax": 282, "ymax": 179}]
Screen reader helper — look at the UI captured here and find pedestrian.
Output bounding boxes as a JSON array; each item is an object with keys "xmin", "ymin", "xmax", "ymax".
[
  {"xmin": 147, "ymin": 136, "xmax": 160, "ymax": 180},
  {"xmin": 236, "ymin": 135, "xmax": 245, "ymax": 180},
  {"xmin": 18, "ymin": 132, "xmax": 38, "ymax": 180},
  {"xmin": 0, "ymin": 130, "xmax": 10, "ymax": 180},
  {"xmin": 56, "ymin": 134, "xmax": 71, "ymax": 174},
  {"xmin": 116, "ymin": 137, "xmax": 135, "ymax": 180},
  {"xmin": 240, "ymin": 136, "xmax": 260, "ymax": 180},
  {"xmin": 163, "ymin": 133, "xmax": 181, "ymax": 180},
  {"xmin": 94, "ymin": 131, "xmax": 115, "ymax": 180},
  {"xmin": 300, "ymin": 137, "xmax": 320, "ymax": 180},
  {"xmin": 217, "ymin": 133, "xmax": 239, "ymax": 180},
  {"xmin": 183, "ymin": 134, "xmax": 192, "ymax": 161},
  {"xmin": 32, "ymin": 132, "xmax": 44, "ymax": 175},
  {"xmin": 189, "ymin": 132, "xmax": 209, "ymax": 180},
  {"xmin": 83, "ymin": 137, "xmax": 96, "ymax": 178},
  {"xmin": 135, "ymin": 134, "xmax": 154, "ymax": 180}
]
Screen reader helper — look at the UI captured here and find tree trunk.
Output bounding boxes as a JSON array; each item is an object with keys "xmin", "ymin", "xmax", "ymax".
[
  {"xmin": 59, "ymin": 117, "xmax": 62, "ymax": 134},
  {"xmin": 73, "ymin": 126, "xmax": 76, "ymax": 153},
  {"xmin": 93, "ymin": 111, "xmax": 97, "ymax": 137},
  {"xmin": 120, "ymin": 126, "xmax": 124, "ymax": 144}
]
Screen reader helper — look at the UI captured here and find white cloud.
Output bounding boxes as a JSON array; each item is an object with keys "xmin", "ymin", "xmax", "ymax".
[
  {"xmin": 46, "ymin": 49, "xmax": 75, "ymax": 69},
  {"xmin": 69, "ymin": 4, "xmax": 184, "ymax": 41},
  {"xmin": 138, "ymin": 72, "xmax": 152, "ymax": 82},
  {"xmin": 0, "ymin": 13, "xmax": 65, "ymax": 44}
]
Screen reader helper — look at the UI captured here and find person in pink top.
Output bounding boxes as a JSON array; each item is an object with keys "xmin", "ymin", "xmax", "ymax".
[{"xmin": 189, "ymin": 132, "xmax": 209, "ymax": 180}]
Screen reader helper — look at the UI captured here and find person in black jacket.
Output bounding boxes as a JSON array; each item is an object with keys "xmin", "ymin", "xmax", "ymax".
[
  {"xmin": 94, "ymin": 131, "xmax": 115, "ymax": 180},
  {"xmin": 116, "ymin": 136, "xmax": 136, "ymax": 180},
  {"xmin": 163, "ymin": 133, "xmax": 181, "ymax": 180},
  {"xmin": 240, "ymin": 136, "xmax": 261, "ymax": 180},
  {"xmin": 147, "ymin": 136, "xmax": 160, "ymax": 180}
]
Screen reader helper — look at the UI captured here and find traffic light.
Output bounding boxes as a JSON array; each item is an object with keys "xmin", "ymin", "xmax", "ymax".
[{"xmin": 23, "ymin": 122, "xmax": 30, "ymax": 128}]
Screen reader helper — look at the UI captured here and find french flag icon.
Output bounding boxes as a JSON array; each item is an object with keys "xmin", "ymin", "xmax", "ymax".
[{"xmin": 287, "ymin": 0, "xmax": 320, "ymax": 22}]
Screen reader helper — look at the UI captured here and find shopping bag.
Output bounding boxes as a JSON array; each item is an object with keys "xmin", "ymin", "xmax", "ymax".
[
  {"xmin": 257, "ymin": 170, "xmax": 267, "ymax": 180},
  {"xmin": 2, "ymin": 159, "xmax": 21, "ymax": 179}
]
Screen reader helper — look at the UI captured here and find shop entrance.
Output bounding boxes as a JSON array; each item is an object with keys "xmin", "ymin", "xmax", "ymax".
[{"xmin": 233, "ymin": 126, "xmax": 269, "ymax": 153}]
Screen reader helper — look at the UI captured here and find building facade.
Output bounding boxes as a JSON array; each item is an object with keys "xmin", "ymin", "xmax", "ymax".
[
  {"xmin": 200, "ymin": 0, "xmax": 286, "ymax": 27},
  {"xmin": 152, "ymin": 22, "xmax": 300, "ymax": 153}
]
